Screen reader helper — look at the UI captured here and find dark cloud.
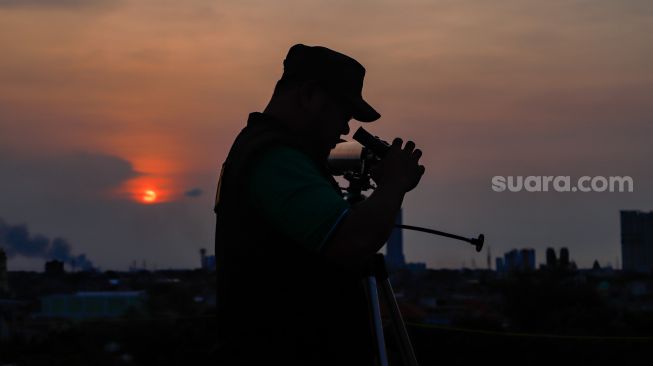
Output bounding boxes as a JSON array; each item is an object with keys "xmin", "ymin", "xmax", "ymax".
[
  {"xmin": 0, "ymin": 151, "xmax": 214, "ymax": 271},
  {"xmin": 184, "ymin": 188, "xmax": 204, "ymax": 198},
  {"xmin": 0, "ymin": 151, "xmax": 140, "ymax": 202},
  {"xmin": 0, "ymin": 0, "xmax": 120, "ymax": 9}
]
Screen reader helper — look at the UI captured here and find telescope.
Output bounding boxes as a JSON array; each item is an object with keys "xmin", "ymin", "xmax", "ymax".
[
  {"xmin": 328, "ymin": 127, "xmax": 486, "ymax": 366},
  {"xmin": 328, "ymin": 127, "xmax": 485, "ymax": 252}
]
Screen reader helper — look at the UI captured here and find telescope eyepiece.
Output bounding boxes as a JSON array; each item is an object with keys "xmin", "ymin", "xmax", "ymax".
[{"xmin": 353, "ymin": 127, "xmax": 390, "ymax": 158}]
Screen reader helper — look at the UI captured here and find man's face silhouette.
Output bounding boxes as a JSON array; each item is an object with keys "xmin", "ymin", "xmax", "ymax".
[{"xmin": 298, "ymin": 82, "xmax": 353, "ymax": 156}]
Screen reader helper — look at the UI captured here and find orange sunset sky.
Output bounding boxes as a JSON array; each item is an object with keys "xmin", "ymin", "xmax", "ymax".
[{"xmin": 1, "ymin": 0, "xmax": 652, "ymax": 270}]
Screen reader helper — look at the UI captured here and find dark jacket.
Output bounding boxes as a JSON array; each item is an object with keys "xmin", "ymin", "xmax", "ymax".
[{"xmin": 214, "ymin": 112, "xmax": 373, "ymax": 365}]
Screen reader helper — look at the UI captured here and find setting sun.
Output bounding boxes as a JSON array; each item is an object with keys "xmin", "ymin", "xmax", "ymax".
[
  {"xmin": 142, "ymin": 190, "xmax": 158, "ymax": 203},
  {"xmin": 111, "ymin": 175, "xmax": 174, "ymax": 204}
]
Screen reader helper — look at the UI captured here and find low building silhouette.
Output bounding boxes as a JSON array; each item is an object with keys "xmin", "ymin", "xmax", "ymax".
[
  {"xmin": 45, "ymin": 260, "xmax": 65, "ymax": 276},
  {"xmin": 40, "ymin": 291, "xmax": 146, "ymax": 320}
]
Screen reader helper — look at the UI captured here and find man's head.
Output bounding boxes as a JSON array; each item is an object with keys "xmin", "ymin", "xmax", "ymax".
[
  {"xmin": 280, "ymin": 44, "xmax": 380, "ymax": 123},
  {"xmin": 264, "ymin": 44, "xmax": 380, "ymax": 155}
]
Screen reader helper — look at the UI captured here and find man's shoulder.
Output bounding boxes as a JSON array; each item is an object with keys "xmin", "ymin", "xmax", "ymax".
[{"xmin": 247, "ymin": 144, "xmax": 332, "ymax": 198}]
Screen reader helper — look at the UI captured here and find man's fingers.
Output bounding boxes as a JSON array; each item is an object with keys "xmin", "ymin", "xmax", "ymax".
[
  {"xmin": 412, "ymin": 149, "xmax": 422, "ymax": 160},
  {"xmin": 404, "ymin": 140, "xmax": 415, "ymax": 153},
  {"xmin": 392, "ymin": 137, "xmax": 403, "ymax": 147}
]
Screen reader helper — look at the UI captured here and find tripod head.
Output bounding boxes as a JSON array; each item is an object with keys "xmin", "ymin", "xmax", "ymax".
[
  {"xmin": 328, "ymin": 127, "xmax": 485, "ymax": 252},
  {"xmin": 327, "ymin": 127, "xmax": 392, "ymax": 202}
]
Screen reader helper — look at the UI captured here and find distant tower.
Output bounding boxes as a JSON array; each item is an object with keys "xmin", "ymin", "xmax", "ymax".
[
  {"xmin": 504, "ymin": 249, "xmax": 519, "ymax": 270},
  {"xmin": 386, "ymin": 210, "xmax": 405, "ymax": 271},
  {"xmin": 546, "ymin": 247, "xmax": 558, "ymax": 268},
  {"xmin": 0, "ymin": 248, "xmax": 9, "ymax": 294},
  {"xmin": 559, "ymin": 248, "xmax": 570, "ymax": 269},
  {"xmin": 621, "ymin": 210, "xmax": 653, "ymax": 273},
  {"xmin": 501, "ymin": 248, "xmax": 535, "ymax": 272},
  {"xmin": 519, "ymin": 249, "xmax": 536, "ymax": 271},
  {"xmin": 200, "ymin": 248, "xmax": 208, "ymax": 270}
]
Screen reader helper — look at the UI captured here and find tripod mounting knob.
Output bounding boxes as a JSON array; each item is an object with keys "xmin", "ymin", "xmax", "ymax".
[{"xmin": 470, "ymin": 234, "xmax": 484, "ymax": 252}]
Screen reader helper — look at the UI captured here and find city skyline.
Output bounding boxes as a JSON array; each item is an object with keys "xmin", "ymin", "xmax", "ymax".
[
  {"xmin": 1, "ymin": 0, "xmax": 652, "ymax": 270},
  {"xmin": 0, "ymin": 214, "xmax": 632, "ymax": 272}
]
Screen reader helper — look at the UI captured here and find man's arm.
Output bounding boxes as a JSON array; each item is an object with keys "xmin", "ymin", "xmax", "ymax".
[
  {"xmin": 323, "ymin": 138, "xmax": 425, "ymax": 268},
  {"xmin": 322, "ymin": 183, "xmax": 405, "ymax": 266},
  {"xmin": 247, "ymin": 145, "xmax": 353, "ymax": 252}
]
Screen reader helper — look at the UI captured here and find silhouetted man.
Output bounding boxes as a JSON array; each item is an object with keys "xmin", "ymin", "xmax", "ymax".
[{"xmin": 214, "ymin": 44, "xmax": 425, "ymax": 365}]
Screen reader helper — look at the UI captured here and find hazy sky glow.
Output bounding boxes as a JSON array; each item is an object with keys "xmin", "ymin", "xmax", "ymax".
[{"xmin": 1, "ymin": 0, "xmax": 652, "ymax": 270}]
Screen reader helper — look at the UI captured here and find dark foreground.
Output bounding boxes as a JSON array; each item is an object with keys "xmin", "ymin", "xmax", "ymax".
[{"xmin": 3, "ymin": 318, "xmax": 651, "ymax": 365}]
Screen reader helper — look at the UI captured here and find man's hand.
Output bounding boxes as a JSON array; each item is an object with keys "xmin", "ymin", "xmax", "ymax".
[
  {"xmin": 371, "ymin": 138, "xmax": 425, "ymax": 192},
  {"xmin": 323, "ymin": 138, "xmax": 426, "ymax": 268}
]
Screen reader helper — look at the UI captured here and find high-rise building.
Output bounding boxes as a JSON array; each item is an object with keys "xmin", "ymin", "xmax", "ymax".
[
  {"xmin": 0, "ymin": 248, "xmax": 8, "ymax": 294},
  {"xmin": 499, "ymin": 248, "xmax": 535, "ymax": 272},
  {"xmin": 496, "ymin": 257, "xmax": 504, "ymax": 272},
  {"xmin": 560, "ymin": 247, "xmax": 570, "ymax": 268},
  {"xmin": 200, "ymin": 248, "xmax": 207, "ymax": 269},
  {"xmin": 621, "ymin": 210, "xmax": 653, "ymax": 273},
  {"xmin": 386, "ymin": 210, "xmax": 405, "ymax": 271},
  {"xmin": 542, "ymin": 247, "xmax": 576, "ymax": 271},
  {"xmin": 546, "ymin": 247, "xmax": 558, "ymax": 268},
  {"xmin": 521, "ymin": 249, "xmax": 536, "ymax": 270}
]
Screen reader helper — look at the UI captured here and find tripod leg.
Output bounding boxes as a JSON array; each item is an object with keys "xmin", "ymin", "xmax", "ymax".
[
  {"xmin": 379, "ymin": 279, "xmax": 419, "ymax": 366},
  {"xmin": 364, "ymin": 276, "xmax": 389, "ymax": 366}
]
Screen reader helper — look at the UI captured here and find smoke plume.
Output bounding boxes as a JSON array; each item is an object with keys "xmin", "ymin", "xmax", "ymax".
[{"xmin": 0, "ymin": 217, "xmax": 95, "ymax": 271}]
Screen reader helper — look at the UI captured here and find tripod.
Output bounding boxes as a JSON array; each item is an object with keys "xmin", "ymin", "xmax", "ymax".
[
  {"xmin": 364, "ymin": 254, "xmax": 419, "ymax": 366},
  {"xmin": 335, "ymin": 137, "xmax": 485, "ymax": 366}
]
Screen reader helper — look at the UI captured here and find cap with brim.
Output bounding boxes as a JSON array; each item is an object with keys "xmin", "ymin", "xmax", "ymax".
[
  {"xmin": 344, "ymin": 92, "xmax": 380, "ymax": 123},
  {"xmin": 282, "ymin": 44, "xmax": 380, "ymax": 123}
]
